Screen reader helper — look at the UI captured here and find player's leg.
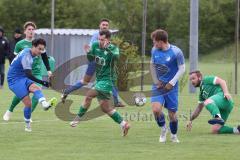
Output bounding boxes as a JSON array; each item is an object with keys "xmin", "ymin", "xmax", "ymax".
[
  {"xmin": 8, "ymin": 78, "xmax": 33, "ymax": 131},
  {"xmin": 70, "ymin": 88, "xmax": 98, "ymax": 127},
  {"xmin": 22, "ymin": 95, "xmax": 32, "ymax": 132},
  {"xmin": 28, "ymin": 81, "xmax": 57, "ymax": 110},
  {"xmin": 165, "ymin": 91, "xmax": 179, "ymax": 143},
  {"xmin": 3, "ymin": 95, "xmax": 21, "ymax": 121},
  {"xmin": 0, "ymin": 64, "xmax": 5, "ymax": 88},
  {"xmin": 205, "ymin": 94, "xmax": 229, "ymax": 125},
  {"xmin": 211, "ymin": 97, "xmax": 239, "ymax": 134},
  {"xmin": 61, "ymin": 61, "xmax": 96, "ymax": 103},
  {"xmin": 112, "ymin": 85, "xmax": 125, "ymax": 107},
  {"xmin": 31, "ymin": 74, "xmax": 42, "ymax": 112},
  {"xmin": 98, "ymin": 91, "xmax": 130, "ymax": 136},
  {"xmin": 151, "ymin": 87, "xmax": 167, "ymax": 142}
]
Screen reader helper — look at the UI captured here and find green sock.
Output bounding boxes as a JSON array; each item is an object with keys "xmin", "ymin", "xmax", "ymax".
[
  {"xmin": 110, "ymin": 111, "xmax": 123, "ymax": 124},
  {"xmin": 205, "ymin": 103, "xmax": 220, "ymax": 118},
  {"xmin": 31, "ymin": 97, "xmax": 39, "ymax": 112},
  {"xmin": 218, "ymin": 125, "xmax": 234, "ymax": 134},
  {"xmin": 78, "ymin": 106, "xmax": 88, "ymax": 117},
  {"xmin": 8, "ymin": 96, "xmax": 21, "ymax": 112}
]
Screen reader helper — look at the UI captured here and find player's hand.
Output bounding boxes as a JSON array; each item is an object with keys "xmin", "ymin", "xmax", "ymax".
[
  {"xmin": 47, "ymin": 71, "xmax": 53, "ymax": 78},
  {"xmin": 84, "ymin": 44, "xmax": 90, "ymax": 53},
  {"xmin": 156, "ymin": 80, "xmax": 165, "ymax": 89},
  {"xmin": 103, "ymin": 41, "xmax": 110, "ymax": 49},
  {"xmin": 164, "ymin": 83, "xmax": 173, "ymax": 91},
  {"xmin": 224, "ymin": 93, "xmax": 232, "ymax": 100},
  {"xmin": 186, "ymin": 121, "xmax": 192, "ymax": 131}
]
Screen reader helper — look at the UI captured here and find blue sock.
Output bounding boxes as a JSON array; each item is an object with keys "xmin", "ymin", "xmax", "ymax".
[
  {"xmin": 23, "ymin": 107, "xmax": 31, "ymax": 123},
  {"xmin": 169, "ymin": 120, "xmax": 178, "ymax": 134},
  {"xmin": 112, "ymin": 86, "xmax": 119, "ymax": 105},
  {"xmin": 64, "ymin": 82, "xmax": 84, "ymax": 95},
  {"xmin": 155, "ymin": 113, "xmax": 165, "ymax": 127},
  {"xmin": 33, "ymin": 90, "xmax": 44, "ymax": 100}
]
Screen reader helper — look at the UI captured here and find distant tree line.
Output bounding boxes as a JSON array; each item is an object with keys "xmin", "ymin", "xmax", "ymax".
[{"xmin": 0, "ymin": 0, "xmax": 236, "ymax": 57}]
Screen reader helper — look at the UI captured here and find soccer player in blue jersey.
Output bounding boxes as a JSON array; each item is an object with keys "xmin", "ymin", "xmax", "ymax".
[
  {"xmin": 61, "ymin": 18, "xmax": 124, "ymax": 107},
  {"xmin": 7, "ymin": 38, "xmax": 56, "ymax": 132},
  {"xmin": 150, "ymin": 29, "xmax": 185, "ymax": 143}
]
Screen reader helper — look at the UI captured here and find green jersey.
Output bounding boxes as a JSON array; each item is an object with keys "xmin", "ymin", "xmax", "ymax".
[
  {"xmin": 199, "ymin": 76, "xmax": 223, "ymax": 103},
  {"xmin": 87, "ymin": 42, "xmax": 119, "ymax": 92},
  {"xmin": 14, "ymin": 39, "xmax": 42, "ymax": 75}
]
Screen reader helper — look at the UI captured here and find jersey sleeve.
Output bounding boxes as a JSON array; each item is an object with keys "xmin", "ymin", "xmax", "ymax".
[
  {"xmin": 14, "ymin": 42, "xmax": 22, "ymax": 55},
  {"xmin": 87, "ymin": 42, "xmax": 97, "ymax": 61},
  {"xmin": 150, "ymin": 47, "xmax": 156, "ymax": 63},
  {"xmin": 176, "ymin": 49, "xmax": 185, "ymax": 65},
  {"xmin": 21, "ymin": 53, "xmax": 33, "ymax": 70},
  {"xmin": 109, "ymin": 45, "xmax": 119, "ymax": 59},
  {"xmin": 203, "ymin": 76, "xmax": 217, "ymax": 85},
  {"xmin": 89, "ymin": 32, "xmax": 99, "ymax": 46},
  {"xmin": 198, "ymin": 93, "xmax": 204, "ymax": 104}
]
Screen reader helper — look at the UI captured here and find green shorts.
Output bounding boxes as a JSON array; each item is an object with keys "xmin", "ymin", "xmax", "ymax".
[
  {"xmin": 96, "ymin": 89, "xmax": 111, "ymax": 100},
  {"xmin": 209, "ymin": 93, "xmax": 234, "ymax": 121},
  {"xmin": 94, "ymin": 80, "xmax": 113, "ymax": 100}
]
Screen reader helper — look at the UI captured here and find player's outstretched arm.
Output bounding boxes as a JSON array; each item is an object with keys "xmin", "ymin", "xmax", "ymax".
[
  {"xmin": 187, "ymin": 103, "xmax": 204, "ymax": 131},
  {"xmin": 215, "ymin": 77, "xmax": 232, "ymax": 100},
  {"xmin": 24, "ymin": 69, "xmax": 50, "ymax": 87}
]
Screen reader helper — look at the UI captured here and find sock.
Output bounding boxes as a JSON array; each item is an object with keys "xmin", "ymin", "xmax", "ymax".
[
  {"xmin": 218, "ymin": 125, "xmax": 234, "ymax": 134},
  {"xmin": 31, "ymin": 97, "xmax": 39, "ymax": 112},
  {"xmin": 110, "ymin": 111, "xmax": 123, "ymax": 124},
  {"xmin": 33, "ymin": 90, "xmax": 44, "ymax": 100},
  {"xmin": 23, "ymin": 107, "xmax": 31, "ymax": 123},
  {"xmin": 233, "ymin": 127, "xmax": 240, "ymax": 134},
  {"xmin": 8, "ymin": 96, "xmax": 21, "ymax": 112},
  {"xmin": 65, "ymin": 82, "xmax": 85, "ymax": 95},
  {"xmin": 169, "ymin": 120, "xmax": 178, "ymax": 134},
  {"xmin": 78, "ymin": 106, "xmax": 88, "ymax": 117},
  {"xmin": 155, "ymin": 113, "xmax": 166, "ymax": 128},
  {"xmin": 205, "ymin": 103, "xmax": 220, "ymax": 118},
  {"xmin": 112, "ymin": 86, "xmax": 119, "ymax": 105}
]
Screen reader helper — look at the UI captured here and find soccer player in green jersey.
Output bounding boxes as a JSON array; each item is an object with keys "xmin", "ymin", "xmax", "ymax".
[
  {"xmin": 3, "ymin": 21, "xmax": 53, "ymax": 121},
  {"xmin": 187, "ymin": 70, "xmax": 240, "ymax": 134},
  {"xmin": 70, "ymin": 30, "xmax": 130, "ymax": 136}
]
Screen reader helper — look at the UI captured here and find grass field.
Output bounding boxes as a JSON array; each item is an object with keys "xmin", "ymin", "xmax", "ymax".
[{"xmin": 0, "ymin": 62, "xmax": 240, "ymax": 160}]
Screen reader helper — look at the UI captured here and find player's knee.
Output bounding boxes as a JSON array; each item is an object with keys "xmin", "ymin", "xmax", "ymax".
[
  {"xmin": 204, "ymin": 99, "xmax": 214, "ymax": 106},
  {"xmin": 29, "ymin": 84, "xmax": 41, "ymax": 92},
  {"xmin": 168, "ymin": 111, "xmax": 177, "ymax": 121},
  {"xmin": 211, "ymin": 125, "xmax": 221, "ymax": 134},
  {"xmin": 152, "ymin": 105, "xmax": 162, "ymax": 115},
  {"xmin": 80, "ymin": 79, "xmax": 88, "ymax": 85},
  {"xmin": 84, "ymin": 95, "xmax": 93, "ymax": 104}
]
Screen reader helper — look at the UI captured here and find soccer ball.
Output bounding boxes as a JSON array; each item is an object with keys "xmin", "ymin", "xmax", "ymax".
[{"xmin": 133, "ymin": 93, "xmax": 147, "ymax": 107}]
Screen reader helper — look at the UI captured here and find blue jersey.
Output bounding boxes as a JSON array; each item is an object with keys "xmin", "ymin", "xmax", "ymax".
[
  {"xmin": 89, "ymin": 31, "xmax": 99, "ymax": 46},
  {"xmin": 151, "ymin": 44, "xmax": 185, "ymax": 86},
  {"xmin": 8, "ymin": 48, "xmax": 34, "ymax": 85}
]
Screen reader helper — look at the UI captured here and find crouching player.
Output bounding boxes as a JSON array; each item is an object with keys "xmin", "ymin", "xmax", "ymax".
[
  {"xmin": 187, "ymin": 70, "xmax": 240, "ymax": 134},
  {"xmin": 7, "ymin": 38, "xmax": 57, "ymax": 132}
]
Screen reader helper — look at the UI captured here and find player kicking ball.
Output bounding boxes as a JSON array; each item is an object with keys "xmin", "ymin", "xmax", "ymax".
[
  {"xmin": 7, "ymin": 38, "xmax": 57, "ymax": 132},
  {"xmin": 187, "ymin": 70, "xmax": 240, "ymax": 134},
  {"xmin": 70, "ymin": 30, "xmax": 130, "ymax": 136}
]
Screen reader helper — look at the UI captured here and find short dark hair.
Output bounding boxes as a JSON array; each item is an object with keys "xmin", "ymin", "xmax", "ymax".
[
  {"xmin": 100, "ymin": 18, "xmax": 110, "ymax": 24},
  {"xmin": 151, "ymin": 29, "xmax": 168, "ymax": 43},
  {"xmin": 23, "ymin": 21, "xmax": 37, "ymax": 30},
  {"xmin": 32, "ymin": 38, "xmax": 46, "ymax": 47},
  {"xmin": 189, "ymin": 70, "xmax": 202, "ymax": 77},
  {"xmin": 99, "ymin": 29, "xmax": 111, "ymax": 39}
]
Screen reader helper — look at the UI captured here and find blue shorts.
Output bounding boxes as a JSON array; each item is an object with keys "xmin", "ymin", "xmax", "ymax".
[
  {"xmin": 151, "ymin": 85, "xmax": 178, "ymax": 112},
  {"xmin": 85, "ymin": 61, "xmax": 96, "ymax": 76},
  {"xmin": 8, "ymin": 78, "xmax": 34, "ymax": 99}
]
